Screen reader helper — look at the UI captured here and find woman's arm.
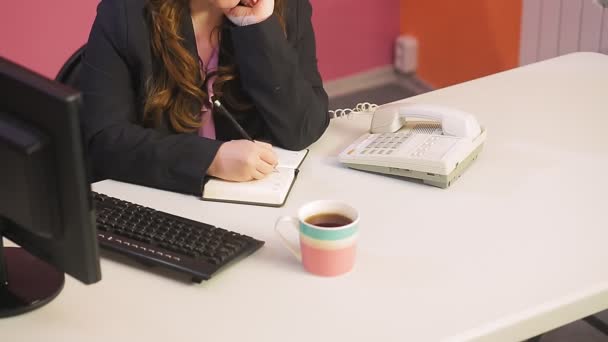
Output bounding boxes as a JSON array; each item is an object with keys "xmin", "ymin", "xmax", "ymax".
[
  {"xmin": 79, "ymin": 0, "xmax": 223, "ymax": 195},
  {"xmin": 229, "ymin": 0, "xmax": 330, "ymax": 150}
]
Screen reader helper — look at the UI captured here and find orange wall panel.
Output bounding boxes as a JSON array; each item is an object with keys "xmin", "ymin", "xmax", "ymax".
[{"xmin": 400, "ymin": 1, "xmax": 522, "ymax": 88}]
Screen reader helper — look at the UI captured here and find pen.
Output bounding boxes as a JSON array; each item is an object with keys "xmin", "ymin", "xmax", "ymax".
[
  {"xmin": 212, "ymin": 97, "xmax": 253, "ymax": 141},
  {"xmin": 213, "ymin": 97, "xmax": 278, "ymax": 171}
]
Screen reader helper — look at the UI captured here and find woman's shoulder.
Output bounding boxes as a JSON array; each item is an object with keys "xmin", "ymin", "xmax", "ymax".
[
  {"xmin": 284, "ymin": 0, "xmax": 314, "ymax": 28},
  {"xmin": 93, "ymin": 0, "xmax": 150, "ymax": 65},
  {"xmin": 94, "ymin": 0, "xmax": 150, "ymax": 37},
  {"xmin": 282, "ymin": 0, "xmax": 314, "ymax": 40},
  {"xmin": 96, "ymin": 0, "xmax": 147, "ymax": 21},
  {"xmin": 286, "ymin": 0, "xmax": 313, "ymax": 13},
  {"xmin": 98, "ymin": 0, "xmax": 147, "ymax": 9}
]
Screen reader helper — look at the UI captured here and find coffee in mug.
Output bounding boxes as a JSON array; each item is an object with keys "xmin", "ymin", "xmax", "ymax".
[
  {"xmin": 275, "ymin": 200, "xmax": 359, "ymax": 277},
  {"xmin": 305, "ymin": 213, "xmax": 353, "ymax": 228}
]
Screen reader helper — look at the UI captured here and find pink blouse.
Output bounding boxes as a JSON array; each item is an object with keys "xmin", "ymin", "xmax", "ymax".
[{"xmin": 197, "ymin": 47, "xmax": 219, "ymax": 140}]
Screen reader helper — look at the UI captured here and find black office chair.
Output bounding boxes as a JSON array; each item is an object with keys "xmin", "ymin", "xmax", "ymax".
[
  {"xmin": 56, "ymin": 45, "xmax": 86, "ymax": 87},
  {"xmin": 55, "ymin": 45, "xmax": 95, "ymax": 183},
  {"xmin": 582, "ymin": 316, "xmax": 608, "ymax": 335},
  {"xmin": 525, "ymin": 315, "xmax": 608, "ymax": 341}
]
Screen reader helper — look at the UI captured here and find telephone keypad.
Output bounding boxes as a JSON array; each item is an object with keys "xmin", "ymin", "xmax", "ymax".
[
  {"xmin": 410, "ymin": 136, "xmax": 457, "ymax": 160},
  {"xmin": 357, "ymin": 133, "xmax": 417, "ymax": 157},
  {"xmin": 367, "ymin": 133, "xmax": 411, "ymax": 151}
]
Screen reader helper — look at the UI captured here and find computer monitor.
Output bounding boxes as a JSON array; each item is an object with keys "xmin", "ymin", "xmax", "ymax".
[{"xmin": 0, "ymin": 56, "xmax": 101, "ymax": 317}]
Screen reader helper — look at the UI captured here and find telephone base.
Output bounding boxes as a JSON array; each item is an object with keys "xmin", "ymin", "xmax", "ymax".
[{"xmin": 343, "ymin": 143, "xmax": 484, "ymax": 188}]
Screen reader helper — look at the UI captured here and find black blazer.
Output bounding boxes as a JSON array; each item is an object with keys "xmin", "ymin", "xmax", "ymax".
[{"xmin": 78, "ymin": 0, "xmax": 329, "ymax": 196}]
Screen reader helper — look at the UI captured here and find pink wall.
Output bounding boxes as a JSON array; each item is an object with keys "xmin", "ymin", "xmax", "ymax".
[
  {"xmin": 310, "ymin": 0, "xmax": 400, "ymax": 80},
  {"xmin": 0, "ymin": 1, "xmax": 99, "ymax": 79},
  {"xmin": 0, "ymin": 1, "xmax": 399, "ymax": 81}
]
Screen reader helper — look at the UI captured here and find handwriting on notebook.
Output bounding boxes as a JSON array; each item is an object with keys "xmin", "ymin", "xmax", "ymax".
[{"xmin": 201, "ymin": 147, "xmax": 309, "ymax": 207}]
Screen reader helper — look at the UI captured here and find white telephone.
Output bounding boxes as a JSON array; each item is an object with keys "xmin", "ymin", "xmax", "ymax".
[{"xmin": 337, "ymin": 103, "xmax": 487, "ymax": 188}]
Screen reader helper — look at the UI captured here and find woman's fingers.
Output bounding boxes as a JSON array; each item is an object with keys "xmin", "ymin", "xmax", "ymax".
[
  {"xmin": 256, "ymin": 158, "xmax": 275, "ymax": 175},
  {"xmin": 224, "ymin": 0, "xmax": 274, "ymax": 26},
  {"xmin": 251, "ymin": 169, "xmax": 266, "ymax": 180},
  {"xmin": 240, "ymin": 0, "xmax": 258, "ymax": 7},
  {"xmin": 258, "ymin": 147, "xmax": 278, "ymax": 167},
  {"xmin": 254, "ymin": 140, "xmax": 273, "ymax": 150}
]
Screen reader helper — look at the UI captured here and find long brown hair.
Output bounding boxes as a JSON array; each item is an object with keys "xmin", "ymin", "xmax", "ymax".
[{"xmin": 144, "ymin": 0, "xmax": 286, "ymax": 132}]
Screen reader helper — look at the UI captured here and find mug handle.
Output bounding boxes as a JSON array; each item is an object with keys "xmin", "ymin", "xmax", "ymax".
[{"xmin": 274, "ymin": 216, "xmax": 302, "ymax": 262}]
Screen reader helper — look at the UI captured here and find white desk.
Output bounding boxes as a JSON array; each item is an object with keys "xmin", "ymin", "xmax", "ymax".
[{"xmin": 2, "ymin": 52, "xmax": 608, "ymax": 341}]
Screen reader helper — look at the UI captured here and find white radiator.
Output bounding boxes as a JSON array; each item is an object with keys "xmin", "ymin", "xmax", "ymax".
[{"xmin": 520, "ymin": 0, "xmax": 608, "ymax": 65}]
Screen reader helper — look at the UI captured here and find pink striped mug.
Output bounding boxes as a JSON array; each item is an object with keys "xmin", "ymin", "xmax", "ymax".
[{"xmin": 275, "ymin": 200, "xmax": 359, "ymax": 277}]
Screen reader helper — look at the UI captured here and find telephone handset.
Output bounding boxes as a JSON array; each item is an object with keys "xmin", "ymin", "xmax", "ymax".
[
  {"xmin": 370, "ymin": 103, "xmax": 482, "ymax": 138},
  {"xmin": 337, "ymin": 102, "xmax": 487, "ymax": 188}
]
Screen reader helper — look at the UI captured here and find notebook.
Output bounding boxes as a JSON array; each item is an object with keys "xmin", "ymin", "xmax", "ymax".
[{"xmin": 201, "ymin": 147, "xmax": 308, "ymax": 207}]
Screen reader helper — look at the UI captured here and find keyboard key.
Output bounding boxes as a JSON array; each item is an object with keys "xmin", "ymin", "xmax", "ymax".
[{"xmin": 92, "ymin": 191, "xmax": 265, "ymax": 283}]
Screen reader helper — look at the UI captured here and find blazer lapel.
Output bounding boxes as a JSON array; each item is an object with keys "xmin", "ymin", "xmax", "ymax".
[
  {"xmin": 179, "ymin": 7, "xmax": 199, "ymax": 66},
  {"xmin": 178, "ymin": 7, "xmax": 204, "ymax": 119}
]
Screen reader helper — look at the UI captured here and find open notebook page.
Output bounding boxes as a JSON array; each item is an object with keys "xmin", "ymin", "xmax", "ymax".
[
  {"xmin": 201, "ymin": 147, "xmax": 308, "ymax": 206},
  {"xmin": 202, "ymin": 169, "xmax": 296, "ymax": 206},
  {"xmin": 273, "ymin": 147, "xmax": 308, "ymax": 169}
]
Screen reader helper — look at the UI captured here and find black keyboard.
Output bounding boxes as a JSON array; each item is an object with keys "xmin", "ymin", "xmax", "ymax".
[{"xmin": 92, "ymin": 192, "xmax": 264, "ymax": 282}]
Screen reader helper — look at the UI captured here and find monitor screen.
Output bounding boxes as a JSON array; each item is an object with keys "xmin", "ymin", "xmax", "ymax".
[{"xmin": 0, "ymin": 56, "xmax": 101, "ymax": 317}]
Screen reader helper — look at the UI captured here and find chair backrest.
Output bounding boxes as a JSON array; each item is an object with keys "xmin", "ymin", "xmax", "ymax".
[
  {"xmin": 55, "ymin": 45, "xmax": 86, "ymax": 87},
  {"xmin": 55, "ymin": 45, "xmax": 95, "ymax": 183}
]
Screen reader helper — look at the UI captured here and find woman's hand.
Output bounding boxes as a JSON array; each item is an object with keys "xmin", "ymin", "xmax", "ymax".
[
  {"xmin": 223, "ymin": 0, "xmax": 274, "ymax": 27},
  {"xmin": 208, "ymin": 140, "xmax": 278, "ymax": 181}
]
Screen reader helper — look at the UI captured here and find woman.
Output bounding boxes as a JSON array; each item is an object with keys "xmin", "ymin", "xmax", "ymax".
[{"xmin": 79, "ymin": 0, "xmax": 329, "ymax": 195}]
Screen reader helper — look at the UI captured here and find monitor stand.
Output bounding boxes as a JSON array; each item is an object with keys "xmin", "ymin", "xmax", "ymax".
[{"xmin": 0, "ymin": 233, "xmax": 64, "ymax": 318}]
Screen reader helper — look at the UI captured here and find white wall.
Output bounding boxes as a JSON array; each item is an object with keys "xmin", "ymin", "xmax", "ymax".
[{"xmin": 520, "ymin": 0, "xmax": 608, "ymax": 65}]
